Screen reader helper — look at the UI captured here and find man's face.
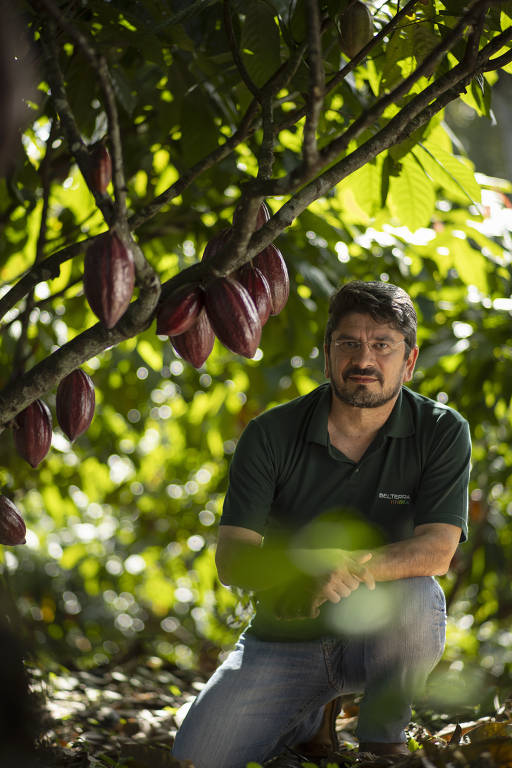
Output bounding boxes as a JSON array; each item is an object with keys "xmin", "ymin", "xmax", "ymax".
[{"xmin": 324, "ymin": 312, "xmax": 418, "ymax": 409}]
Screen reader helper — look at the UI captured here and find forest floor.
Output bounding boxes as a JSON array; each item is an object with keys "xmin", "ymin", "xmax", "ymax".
[{"xmin": 25, "ymin": 655, "xmax": 512, "ymax": 768}]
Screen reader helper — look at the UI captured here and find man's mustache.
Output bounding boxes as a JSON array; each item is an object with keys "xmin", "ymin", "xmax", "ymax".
[{"xmin": 343, "ymin": 367, "xmax": 383, "ymax": 383}]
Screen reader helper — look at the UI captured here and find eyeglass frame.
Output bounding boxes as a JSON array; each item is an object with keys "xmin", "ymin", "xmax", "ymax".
[{"xmin": 331, "ymin": 338, "xmax": 409, "ymax": 357}]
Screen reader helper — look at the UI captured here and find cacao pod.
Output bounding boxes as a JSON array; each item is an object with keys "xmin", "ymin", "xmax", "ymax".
[
  {"xmin": 56, "ymin": 368, "xmax": 95, "ymax": 442},
  {"xmin": 232, "ymin": 200, "xmax": 271, "ymax": 230},
  {"xmin": 253, "ymin": 243, "xmax": 290, "ymax": 316},
  {"xmin": 201, "ymin": 228, "xmax": 232, "ymax": 263},
  {"xmin": 156, "ymin": 284, "xmax": 204, "ymax": 336},
  {"xmin": 205, "ymin": 277, "xmax": 261, "ymax": 358},
  {"xmin": 0, "ymin": 496, "xmax": 26, "ymax": 545},
  {"xmin": 236, "ymin": 264, "xmax": 272, "ymax": 326},
  {"xmin": 13, "ymin": 399, "xmax": 52, "ymax": 468},
  {"xmin": 337, "ymin": 0, "xmax": 374, "ymax": 59},
  {"xmin": 83, "ymin": 234, "xmax": 135, "ymax": 329},
  {"xmin": 170, "ymin": 308, "xmax": 215, "ymax": 369},
  {"xmin": 90, "ymin": 142, "xmax": 112, "ymax": 194}
]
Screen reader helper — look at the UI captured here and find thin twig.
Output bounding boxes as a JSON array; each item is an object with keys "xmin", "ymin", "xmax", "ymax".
[
  {"xmin": 128, "ymin": 99, "xmax": 260, "ymax": 230},
  {"xmin": 97, "ymin": 54, "xmax": 128, "ymax": 221},
  {"xmin": 223, "ymin": 0, "xmax": 261, "ymax": 101},
  {"xmin": 0, "ymin": 239, "xmax": 96, "ymax": 323},
  {"xmin": 1, "ymin": 277, "xmax": 83, "ymax": 334},
  {"xmin": 10, "ymin": 121, "xmax": 57, "ymax": 381},
  {"xmin": 38, "ymin": 23, "xmax": 115, "ymax": 225},
  {"xmin": 34, "ymin": 0, "xmax": 128, "ymax": 222}
]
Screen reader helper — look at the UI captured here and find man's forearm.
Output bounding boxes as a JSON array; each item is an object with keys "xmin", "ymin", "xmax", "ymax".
[
  {"xmin": 368, "ymin": 534, "xmax": 454, "ymax": 582},
  {"xmin": 216, "ymin": 539, "xmax": 303, "ymax": 593}
]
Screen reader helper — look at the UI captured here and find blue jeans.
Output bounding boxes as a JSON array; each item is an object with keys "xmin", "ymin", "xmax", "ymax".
[{"xmin": 172, "ymin": 577, "xmax": 446, "ymax": 768}]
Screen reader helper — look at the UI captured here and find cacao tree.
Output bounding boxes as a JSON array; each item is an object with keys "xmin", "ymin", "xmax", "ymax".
[{"xmin": 0, "ymin": 0, "xmax": 511, "ymax": 692}]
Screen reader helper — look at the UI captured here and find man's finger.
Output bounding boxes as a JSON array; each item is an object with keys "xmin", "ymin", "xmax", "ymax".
[{"xmin": 350, "ymin": 562, "xmax": 376, "ymax": 590}]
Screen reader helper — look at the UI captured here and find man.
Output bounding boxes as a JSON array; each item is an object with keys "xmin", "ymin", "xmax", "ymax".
[{"xmin": 173, "ymin": 280, "xmax": 471, "ymax": 768}]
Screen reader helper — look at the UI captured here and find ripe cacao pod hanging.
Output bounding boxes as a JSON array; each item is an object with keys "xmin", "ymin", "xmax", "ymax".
[
  {"xmin": 253, "ymin": 243, "xmax": 290, "ymax": 316},
  {"xmin": 205, "ymin": 277, "xmax": 261, "ymax": 358},
  {"xmin": 232, "ymin": 200, "xmax": 271, "ymax": 230},
  {"xmin": 337, "ymin": 0, "xmax": 374, "ymax": 59},
  {"xmin": 236, "ymin": 264, "xmax": 272, "ymax": 327},
  {"xmin": 89, "ymin": 142, "xmax": 112, "ymax": 194},
  {"xmin": 0, "ymin": 496, "xmax": 26, "ymax": 545},
  {"xmin": 56, "ymin": 368, "xmax": 95, "ymax": 442},
  {"xmin": 83, "ymin": 233, "xmax": 135, "ymax": 329},
  {"xmin": 13, "ymin": 399, "xmax": 52, "ymax": 468},
  {"xmin": 170, "ymin": 308, "xmax": 215, "ymax": 369},
  {"xmin": 201, "ymin": 228, "xmax": 232, "ymax": 263},
  {"xmin": 156, "ymin": 284, "xmax": 204, "ymax": 336}
]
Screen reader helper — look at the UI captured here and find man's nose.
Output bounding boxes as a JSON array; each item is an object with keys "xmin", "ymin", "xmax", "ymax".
[{"xmin": 352, "ymin": 342, "xmax": 377, "ymax": 361}]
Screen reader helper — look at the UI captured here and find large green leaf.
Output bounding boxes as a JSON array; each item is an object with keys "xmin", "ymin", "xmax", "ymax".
[
  {"xmin": 240, "ymin": 2, "xmax": 281, "ymax": 87},
  {"xmin": 388, "ymin": 155, "xmax": 436, "ymax": 230}
]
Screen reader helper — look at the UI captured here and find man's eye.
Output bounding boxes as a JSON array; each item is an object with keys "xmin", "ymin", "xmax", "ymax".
[
  {"xmin": 373, "ymin": 342, "xmax": 390, "ymax": 351},
  {"xmin": 344, "ymin": 341, "xmax": 360, "ymax": 349}
]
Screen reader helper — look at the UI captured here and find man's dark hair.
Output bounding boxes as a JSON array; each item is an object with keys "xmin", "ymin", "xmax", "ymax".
[{"xmin": 325, "ymin": 280, "xmax": 417, "ymax": 350}]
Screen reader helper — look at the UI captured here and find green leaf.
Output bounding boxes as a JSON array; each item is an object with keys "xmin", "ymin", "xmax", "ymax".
[
  {"xmin": 110, "ymin": 66, "xmax": 138, "ymax": 115},
  {"xmin": 415, "ymin": 144, "xmax": 481, "ymax": 204},
  {"xmin": 388, "ymin": 155, "xmax": 436, "ymax": 230},
  {"xmin": 240, "ymin": 2, "xmax": 281, "ymax": 87},
  {"xmin": 349, "ymin": 157, "xmax": 384, "ymax": 218}
]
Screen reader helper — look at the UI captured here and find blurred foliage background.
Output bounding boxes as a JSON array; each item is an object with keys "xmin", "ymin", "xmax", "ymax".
[{"xmin": 0, "ymin": 0, "xmax": 511, "ymax": 719}]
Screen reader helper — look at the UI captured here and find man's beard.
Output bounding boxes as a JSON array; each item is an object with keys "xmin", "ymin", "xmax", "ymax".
[{"xmin": 329, "ymin": 364, "xmax": 404, "ymax": 409}]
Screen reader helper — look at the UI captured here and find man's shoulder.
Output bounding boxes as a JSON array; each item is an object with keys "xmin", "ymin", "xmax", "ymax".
[
  {"xmin": 254, "ymin": 383, "xmax": 329, "ymax": 431},
  {"xmin": 402, "ymin": 386, "xmax": 469, "ymax": 429}
]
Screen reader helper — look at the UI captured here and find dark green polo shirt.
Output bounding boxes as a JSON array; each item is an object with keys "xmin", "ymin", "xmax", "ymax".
[{"xmin": 220, "ymin": 383, "xmax": 471, "ymax": 639}]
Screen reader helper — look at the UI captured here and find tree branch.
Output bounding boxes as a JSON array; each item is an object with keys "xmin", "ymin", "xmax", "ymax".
[
  {"xmin": 303, "ymin": 0, "xmax": 325, "ymax": 169},
  {"xmin": 0, "ymin": 239, "xmax": 93, "ymax": 323},
  {"xmin": 233, "ymin": 26, "xmax": 511, "ymax": 263},
  {"xmin": 279, "ymin": 0, "xmax": 422, "ymax": 133},
  {"xmin": 34, "ymin": 0, "xmax": 129, "ymax": 222},
  {"xmin": 0, "ymin": 264, "xmax": 162, "ymax": 433},
  {"xmin": 38, "ymin": 22, "xmax": 115, "ymax": 225},
  {"xmin": 250, "ymin": 0, "xmax": 494, "ymax": 198}
]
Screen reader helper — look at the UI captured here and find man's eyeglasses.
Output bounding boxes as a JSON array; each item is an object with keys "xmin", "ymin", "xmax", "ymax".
[{"xmin": 332, "ymin": 339, "xmax": 406, "ymax": 357}]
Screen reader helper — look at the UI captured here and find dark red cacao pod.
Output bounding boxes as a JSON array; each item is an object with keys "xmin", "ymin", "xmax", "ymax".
[
  {"xmin": 253, "ymin": 243, "xmax": 290, "ymax": 316},
  {"xmin": 56, "ymin": 369, "xmax": 95, "ymax": 442},
  {"xmin": 236, "ymin": 264, "xmax": 272, "ymax": 327},
  {"xmin": 232, "ymin": 200, "xmax": 271, "ymax": 230},
  {"xmin": 90, "ymin": 142, "xmax": 112, "ymax": 194},
  {"xmin": 201, "ymin": 228, "xmax": 232, "ymax": 263},
  {"xmin": 83, "ymin": 234, "xmax": 135, "ymax": 329},
  {"xmin": 14, "ymin": 399, "xmax": 52, "ymax": 468},
  {"xmin": 0, "ymin": 496, "xmax": 26, "ymax": 546},
  {"xmin": 156, "ymin": 284, "xmax": 204, "ymax": 336},
  {"xmin": 170, "ymin": 308, "xmax": 215, "ymax": 369},
  {"xmin": 205, "ymin": 277, "xmax": 261, "ymax": 358}
]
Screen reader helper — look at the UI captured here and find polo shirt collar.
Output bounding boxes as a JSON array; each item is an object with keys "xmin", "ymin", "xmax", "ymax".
[
  {"xmin": 381, "ymin": 388, "xmax": 415, "ymax": 437},
  {"xmin": 307, "ymin": 383, "xmax": 415, "ymax": 445}
]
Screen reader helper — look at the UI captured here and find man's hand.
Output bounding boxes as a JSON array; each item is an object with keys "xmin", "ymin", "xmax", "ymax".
[
  {"xmin": 310, "ymin": 551, "xmax": 374, "ymax": 617},
  {"xmin": 273, "ymin": 550, "xmax": 374, "ymax": 621}
]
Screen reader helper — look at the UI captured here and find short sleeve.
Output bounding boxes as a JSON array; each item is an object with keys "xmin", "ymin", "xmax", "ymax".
[
  {"xmin": 220, "ymin": 420, "xmax": 277, "ymax": 534},
  {"xmin": 414, "ymin": 415, "xmax": 471, "ymax": 541}
]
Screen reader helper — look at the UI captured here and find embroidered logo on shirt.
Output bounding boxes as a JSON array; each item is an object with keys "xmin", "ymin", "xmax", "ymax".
[{"xmin": 378, "ymin": 492, "xmax": 411, "ymax": 505}]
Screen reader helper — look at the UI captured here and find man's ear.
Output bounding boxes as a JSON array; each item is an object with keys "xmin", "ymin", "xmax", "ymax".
[{"xmin": 403, "ymin": 345, "xmax": 419, "ymax": 382}]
